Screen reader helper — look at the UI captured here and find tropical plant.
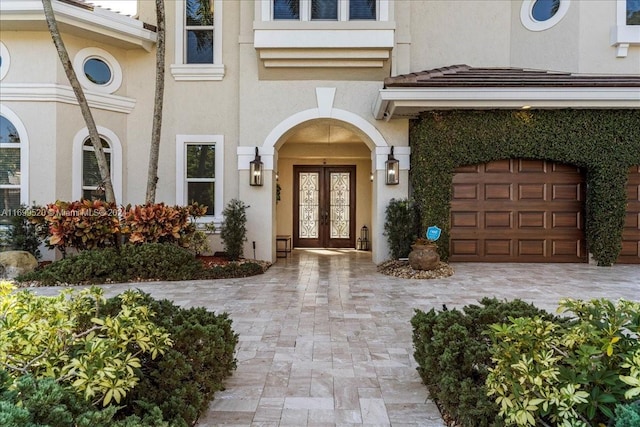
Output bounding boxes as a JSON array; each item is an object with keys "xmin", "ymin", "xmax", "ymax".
[
  {"xmin": 486, "ymin": 298, "xmax": 640, "ymax": 426},
  {"xmin": 7, "ymin": 205, "xmax": 42, "ymax": 259},
  {"xmin": 219, "ymin": 199, "xmax": 248, "ymax": 261},
  {"xmin": 0, "ymin": 282, "xmax": 172, "ymax": 407},
  {"xmin": 383, "ymin": 198, "xmax": 421, "ymax": 259}
]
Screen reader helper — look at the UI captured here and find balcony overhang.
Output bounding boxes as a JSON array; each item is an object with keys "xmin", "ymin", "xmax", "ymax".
[
  {"xmin": 254, "ymin": 22, "xmax": 394, "ymax": 68},
  {"xmin": 374, "ymin": 65, "xmax": 640, "ymax": 120},
  {"xmin": 0, "ymin": 0, "xmax": 157, "ymax": 51}
]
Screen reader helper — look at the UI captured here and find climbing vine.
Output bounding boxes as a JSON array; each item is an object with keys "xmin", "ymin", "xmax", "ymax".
[{"xmin": 410, "ymin": 109, "xmax": 640, "ymax": 265}]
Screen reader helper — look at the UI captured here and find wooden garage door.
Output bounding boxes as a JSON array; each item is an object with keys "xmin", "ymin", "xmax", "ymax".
[
  {"xmin": 617, "ymin": 166, "xmax": 640, "ymax": 264},
  {"xmin": 450, "ymin": 159, "xmax": 586, "ymax": 262}
]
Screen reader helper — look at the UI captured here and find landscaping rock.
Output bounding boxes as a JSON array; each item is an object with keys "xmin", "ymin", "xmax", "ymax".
[{"xmin": 0, "ymin": 250, "xmax": 38, "ymax": 279}]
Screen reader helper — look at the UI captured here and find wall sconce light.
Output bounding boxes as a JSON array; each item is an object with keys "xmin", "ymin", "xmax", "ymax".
[
  {"xmin": 250, "ymin": 147, "xmax": 263, "ymax": 186},
  {"xmin": 385, "ymin": 146, "xmax": 399, "ymax": 185}
]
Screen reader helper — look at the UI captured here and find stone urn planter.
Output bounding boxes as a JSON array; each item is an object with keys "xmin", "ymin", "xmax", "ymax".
[{"xmin": 408, "ymin": 241, "xmax": 440, "ymax": 271}]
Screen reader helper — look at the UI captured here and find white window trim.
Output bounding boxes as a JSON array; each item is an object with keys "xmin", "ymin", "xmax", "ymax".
[
  {"xmin": 0, "ymin": 104, "xmax": 29, "ymax": 206},
  {"xmin": 611, "ymin": 0, "xmax": 640, "ymax": 57},
  {"xmin": 73, "ymin": 47, "xmax": 123, "ymax": 94},
  {"xmin": 176, "ymin": 135, "xmax": 224, "ymax": 223},
  {"xmin": 72, "ymin": 127, "xmax": 123, "ymax": 202},
  {"xmin": 265, "ymin": 0, "xmax": 388, "ymax": 22},
  {"xmin": 171, "ymin": 0, "xmax": 225, "ymax": 81},
  {"xmin": 0, "ymin": 42, "xmax": 10, "ymax": 81},
  {"xmin": 520, "ymin": 0, "xmax": 571, "ymax": 32}
]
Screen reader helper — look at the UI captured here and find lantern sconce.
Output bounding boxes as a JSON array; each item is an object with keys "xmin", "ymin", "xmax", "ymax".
[
  {"xmin": 249, "ymin": 147, "xmax": 263, "ymax": 186},
  {"xmin": 385, "ymin": 146, "xmax": 399, "ymax": 185}
]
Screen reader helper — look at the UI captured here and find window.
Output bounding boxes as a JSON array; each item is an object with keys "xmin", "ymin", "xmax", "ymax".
[
  {"xmin": 186, "ymin": 0, "xmax": 214, "ymax": 63},
  {"xmin": 73, "ymin": 47, "xmax": 122, "ymax": 94},
  {"xmin": 171, "ymin": 0, "xmax": 224, "ymax": 81},
  {"xmin": 72, "ymin": 127, "xmax": 122, "ymax": 202},
  {"xmin": 0, "ymin": 42, "xmax": 10, "ymax": 81},
  {"xmin": 272, "ymin": 0, "xmax": 376, "ymax": 21},
  {"xmin": 176, "ymin": 135, "xmax": 224, "ymax": 220},
  {"xmin": 612, "ymin": 0, "xmax": 640, "ymax": 57},
  {"xmin": 520, "ymin": 0, "xmax": 570, "ymax": 31},
  {"xmin": 82, "ymin": 138, "xmax": 111, "ymax": 200},
  {"xmin": 629, "ymin": 0, "xmax": 640, "ymax": 25},
  {"xmin": 0, "ymin": 114, "xmax": 22, "ymax": 217}
]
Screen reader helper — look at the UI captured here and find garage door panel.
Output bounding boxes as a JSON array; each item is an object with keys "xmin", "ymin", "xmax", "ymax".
[
  {"xmin": 519, "ymin": 212, "xmax": 545, "ymax": 228},
  {"xmin": 519, "ymin": 184, "xmax": 545, "ymax": 200},
  {"xmin": 485, "ymin": 211, "xmax": 512, "ymax": 228},
  {"xmin": 552, "ymin": 212, "xmax": 581, "ymax": 229},
  {"xmin": 485, "ymin": 184, "xmax": 512, "ymax": 200},
  {"xmin": 453, "ymin": 184, "xmax": 478, "ymax": 199},
  {"xmin": 618, "ymin": 166, "xmax": 640, "ymax": 263},
  {"xmin": 451, "ymin": 159, "xmax": 586, "ymax": 263},
  {"xmin": 518, "ymin": 159, "xmax": 546, "ymax": 173},
  {"xmin": 485, "ymin": 240, "xmax": 511, "ymax": 256},
  {"xmin": 451, "ymin": 211, "xmax": 478, "ymax": 227},
  {"xmin": 486, "ymin": 159, "xmax": 512, "ymax": 173},
  {"xmin": 553, "ymin": 184, "xmax": 582, "ymax": 201}
]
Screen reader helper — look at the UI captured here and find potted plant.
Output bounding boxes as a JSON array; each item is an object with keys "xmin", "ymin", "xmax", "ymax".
[{"xmin": 408, "ymin": 237, "xmax": 440, "ymax": 271}]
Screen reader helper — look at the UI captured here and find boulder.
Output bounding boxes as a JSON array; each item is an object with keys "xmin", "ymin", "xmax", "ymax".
[{"xmin": 0, "ymin": 250, "xmax": 38, "ymax": 279}]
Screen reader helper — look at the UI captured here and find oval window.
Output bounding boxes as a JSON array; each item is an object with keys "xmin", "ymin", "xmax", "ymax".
[
  {"xmin": 84, "ymin": 57, "xmax": 112, "ymax": 85},
  {"xmin": 0, "ymin": 41, "xmax": 10, "ymax": 81},
  {"xmin": 531, "ymin": 0, "xmax": 560, "ymax": 21},
  {"xmin": 521, "ymin": 0, "xmax": 570, "ymax": 31}
]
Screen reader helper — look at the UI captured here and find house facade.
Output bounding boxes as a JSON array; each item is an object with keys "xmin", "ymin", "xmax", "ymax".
[{"xmin": 1, "ymin": 0, "xmax": 639, "ymax": 263}]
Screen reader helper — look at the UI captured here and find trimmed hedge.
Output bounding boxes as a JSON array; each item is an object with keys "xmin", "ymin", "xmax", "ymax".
[
  {"xmin": 16, "ymin": 243, "xmax": 267, "ymax": 285},
  {"xmin": 411, "ymin": 298, "xmax": 555, "ymax": 427},
  {"xmin": 410, "ymin": 110, "xmax": 640, "ymax": 265}
]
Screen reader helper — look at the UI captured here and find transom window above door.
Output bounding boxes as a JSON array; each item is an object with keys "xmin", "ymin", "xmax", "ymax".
[{"xmin": 273, "ymin": 0, "xmax": 377, "ymax": 21}]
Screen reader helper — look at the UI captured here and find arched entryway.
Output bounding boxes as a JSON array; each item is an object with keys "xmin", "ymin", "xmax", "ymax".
[{"xmin": 239, "ymin": 88, "xmax": 410, "ymax": 263}]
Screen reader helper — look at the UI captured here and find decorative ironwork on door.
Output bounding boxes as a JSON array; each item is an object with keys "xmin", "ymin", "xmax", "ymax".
[{"xmin": 294, "ymin": 166, "xmax": 356, "ymax": 248}]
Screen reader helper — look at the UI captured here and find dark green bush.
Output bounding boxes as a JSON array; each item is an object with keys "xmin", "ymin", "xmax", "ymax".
[
  {"xmin": 616, "ymin": 402, "xmax": 640, "ymax": 427},
  {"xmin": 219, "ymin": 199, "xmax": 248, "ymax": 261},
  {"xmin": 411, "ymin": 298, "xmax": 554, "ymax": 427},
  {"xmin": 16, "ymin": 243, "xmax": 266, "ymax": 285},
  {"xmin": 104, "ymin": 295, "xmax": 239, "ymax": 427},
  {"xmin": 7, "ymin": 206, "xmax": 42, "ymax": 259},
  {"xmin": 0, "ymin": 371, "xmax": 168, "ymax": 427},
  {"xmin": 383, "ymin": 198, "xmax": 421, "ymax": 259}
]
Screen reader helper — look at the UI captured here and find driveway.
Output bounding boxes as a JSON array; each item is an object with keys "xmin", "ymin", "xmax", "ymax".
[{"xmin": 29, "ymin": 249, "xmax": 640, "ymax": 426}]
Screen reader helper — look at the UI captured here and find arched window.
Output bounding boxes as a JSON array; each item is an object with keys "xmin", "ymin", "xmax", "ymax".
[
  {"xmin": 72, "ymin": 127, "xmax": 122, "ymax": 202},
  {"xmin": 0, "ymin": 107, "xmax": 28, "ymax": 220},
  {"xmin": 82, "ymin": 138, "xmax": 112, "ymax": 200}
]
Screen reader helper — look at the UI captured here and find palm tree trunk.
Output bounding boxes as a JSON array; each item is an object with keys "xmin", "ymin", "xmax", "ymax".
[
  {"xmin": 145, "ymin": 0, "xmax": 166, "ymax": 204},
  {"xmin": 41, "ymin": 0, "xmax": 116, "ymax": 204}
]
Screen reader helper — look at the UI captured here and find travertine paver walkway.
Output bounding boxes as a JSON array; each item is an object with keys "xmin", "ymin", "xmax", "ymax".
[{"xmin": 30, "ymin": 250, "xmax": 640, "ymax": 426}]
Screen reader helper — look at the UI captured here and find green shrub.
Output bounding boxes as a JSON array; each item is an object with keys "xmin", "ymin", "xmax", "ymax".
[
  {"xmin": 202, "ymin": 261, "xmax": 265, "ymax": 279},
  {"xmin": 7, "ymin": 205, "xmax": 42, "ymax": 259},
  {"xmin": 615, "ymin": 402, "xmax": 640, "ymax": 427},
  {"xmin": 383, "ymin": 198, "xmax": 421, "ymax": 259},
  {"xmin": 17, "ymin": 243, "xmax": 204, "ymax": 285},
  {"xmin": 219, "ymin": 199, "xmax": 248, "ymax": 261},
  {"xmin": 411, "ymin": 298, "xmax": 553, "ymax": 427},
  {"xmin": 486, "ymin": 298, "xmax": 640, "ymax": 426},
  {"xmin": 103, "ymin": 295, "xmax": 239, "ymax": 427},
  {"xmin": 0, "ymin": 283, "xmax": 172, "ymax": 407}
]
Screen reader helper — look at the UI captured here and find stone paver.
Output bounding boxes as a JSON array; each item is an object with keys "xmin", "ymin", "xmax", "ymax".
[{"xmin": 29, "ymin": 250, "xmax": 640, "ymax": 426}]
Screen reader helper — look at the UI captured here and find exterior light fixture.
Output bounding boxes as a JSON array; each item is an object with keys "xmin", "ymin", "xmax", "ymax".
[
  {"xmin": 250, "ymin": 147, "xmax": 263, "ymax": 186},
  {"xmin": 385, "ymin": 146, "xmax": 399, "ymax": 185}
]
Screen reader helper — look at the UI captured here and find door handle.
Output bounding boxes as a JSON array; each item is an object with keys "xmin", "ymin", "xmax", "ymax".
[{"xmin": 321, "ymin": 210, "xmax": 329, "ymax": 225}]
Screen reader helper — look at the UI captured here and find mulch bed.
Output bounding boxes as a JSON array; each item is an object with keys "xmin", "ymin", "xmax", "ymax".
[{"xmin": 376, "ymin": 259, "xmax": 454, "ymax": 279}]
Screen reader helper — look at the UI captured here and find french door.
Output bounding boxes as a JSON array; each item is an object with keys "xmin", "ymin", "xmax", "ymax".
[{"xmin": 293, "ymin": 166, "xmax": 356, "ymax": 248}]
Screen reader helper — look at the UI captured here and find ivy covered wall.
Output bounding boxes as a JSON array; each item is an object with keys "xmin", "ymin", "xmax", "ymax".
[{"xmin": 410, "ymin": 110, "xmax": 640, "ymax": 266}]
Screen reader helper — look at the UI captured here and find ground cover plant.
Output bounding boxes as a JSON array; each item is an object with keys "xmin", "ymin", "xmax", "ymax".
[
  {"xmin": 15, "ymin": 243, "xmax": 268, "ymax": 286},
  {"xmin": 0, "ymin": 281, "xmax": 238, "ymax": 426},
  {"xmin": 412, "ymin": 298, "xmax": 640, "ymax": 427}
]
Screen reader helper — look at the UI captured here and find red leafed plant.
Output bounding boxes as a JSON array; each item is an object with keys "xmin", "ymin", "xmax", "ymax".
[
  {"xmin": 33, "ymin": 200, "xmax": 120, "ymax": 256},
  {"xmin": 121, "ymin": 202, "xmax": 206, "ymax": 246}
]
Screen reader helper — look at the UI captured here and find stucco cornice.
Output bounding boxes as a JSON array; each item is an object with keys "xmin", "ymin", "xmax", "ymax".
[
  {"xmin": 0, "ymin": 83, "xmax": 136, "ymax": 114},
  {"xmin": 0, "ymin": 0, "xmax": 156, "ymax": 51}
]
